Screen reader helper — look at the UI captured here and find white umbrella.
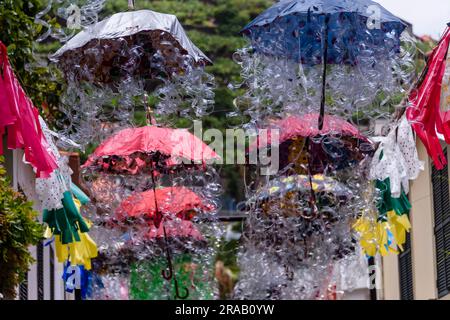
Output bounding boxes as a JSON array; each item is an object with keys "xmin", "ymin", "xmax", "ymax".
[{"xmin": 51, "ymin": 9, "xmax": 210, "ymax": 83}]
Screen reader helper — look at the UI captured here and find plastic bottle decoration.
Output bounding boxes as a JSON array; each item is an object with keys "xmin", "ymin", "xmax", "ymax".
[
  {"xmin": 47, "ymin": 7, "xmax": 214, "ymax": 148},
  {"xmin": 232, "ymin": 0, "xmax": 416, "ymax": 129},
  {"xmin": 232, "ymin": 0, "xmax": 417, "ymax": 300}
]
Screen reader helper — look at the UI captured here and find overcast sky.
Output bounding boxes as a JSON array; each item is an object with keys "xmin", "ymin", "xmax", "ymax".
[{"xmin": 376, "ymin": 0, "xmax": 450, "ymax": 38}]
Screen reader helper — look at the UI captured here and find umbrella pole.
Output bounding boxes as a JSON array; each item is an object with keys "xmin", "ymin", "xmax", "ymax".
[
  {"xmin": 319, "ymin": 15, "xmax": 330, "ymax": 130},
  {"xmin": 148, "ymin": 159, "xmax": 189, "ymax": 299},
  {"xmin": 144, "ymin": 93, "xmax": 156, "ymax": 126},
  {"xmin": 128, "ymin": 0, "xmax": 135, "ymax": 10},
  {"xmin": 304, "ymin": 138, "xmax": 318, "ymax": 220}
]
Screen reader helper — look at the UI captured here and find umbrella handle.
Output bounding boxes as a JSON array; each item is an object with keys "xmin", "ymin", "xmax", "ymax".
[
  {"xmin": 161, "ymin": 267, "xmax": 173, "ymax": 280},
  {"xmin": 174, "ymin": 279, "xmax": 190, "ymax": 300},
  {"xmin": 284, "ymin": 265, "xmax": 294, "ymax": 281}
]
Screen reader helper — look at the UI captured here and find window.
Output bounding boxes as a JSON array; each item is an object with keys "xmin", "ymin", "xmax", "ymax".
[
  {"xmin": 49, "ymin": 245, "xmax": 55, "ymax": 300},
  {"xmin": 19, "ymin": 277, "xmax": 28, "ymax": 300},
  {"xmin": 431, "ymin": 148, "xmax": 450, "ymax": 298},
  {"xmin": 37, "ymin": 241, "xmax": 44, "ymax": 300},
  {"xmin": 398, "ymin": 232, "xmax": 414, "ymax": 300}
]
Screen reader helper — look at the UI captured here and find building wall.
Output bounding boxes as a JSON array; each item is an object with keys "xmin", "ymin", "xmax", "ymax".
[
  {"xmin": 2, "ymin": 143, "xmax": 67, "ymax": 300},
  {"xmin": 382, "ymin": 140, "xmax": 450, "ymax": 300}
]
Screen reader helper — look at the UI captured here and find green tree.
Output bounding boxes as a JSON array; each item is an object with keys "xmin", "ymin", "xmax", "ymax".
[
  {"xmin": 0, "ymin": 0, "xmax": 63, "ymax": 123},
  {"xmin": 0, "ymin": 157, "xmax": 44, "ymax": 300}
]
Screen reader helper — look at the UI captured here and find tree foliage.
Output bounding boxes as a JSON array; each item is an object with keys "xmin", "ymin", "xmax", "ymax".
[
  {"xmin": 0, "ymin": 157, "xmax": 44, "ymax": 300},
  {"xmin": 0, "ymin": 0, "xmax": 63, "ymax": 123}
]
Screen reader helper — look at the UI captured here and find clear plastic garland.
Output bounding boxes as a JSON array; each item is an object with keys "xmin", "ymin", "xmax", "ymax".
[
  {"xmin": 230, "ymin": 31, "xmax": 417, "ymax": 134},
  {"xmin": 230, "ymin": 17, "xmax": 417, "ymax": 299},
  {"xmin": 35, "ymin": 0, "xmax": 106, "ymax": 43},
  {"xmin": 35, "ymin": 4, "xmax": 216, "ymax": 149},
  {"xmin": 29, "ymin": 1, "xmax": 421, "ymax": 300},
  {"xmin": 55, "ymin": 45, "xmax": 215, "ymax": 150},
  {"xmin": 32, "ymin": 3, "xmax": 223, "ymax": 300}
]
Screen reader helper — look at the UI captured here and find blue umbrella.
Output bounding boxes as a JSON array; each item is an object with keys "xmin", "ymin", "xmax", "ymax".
[{"xmin": 241, "ymin": 0, "xmax": 407, "ymax": 129}]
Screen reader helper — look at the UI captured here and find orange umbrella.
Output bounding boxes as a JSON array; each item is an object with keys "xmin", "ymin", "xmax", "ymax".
[
  {"xmin": 115, "ymin": 186, "xmax": 214, "ymax": 224},
  {"xmin": 144, "ymin": 220, "xmax": 205, "ymax": 242}
]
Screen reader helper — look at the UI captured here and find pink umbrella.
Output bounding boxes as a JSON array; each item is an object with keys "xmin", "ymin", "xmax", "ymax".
[
  {"xmin": 249, "ymin": 113, "xmax": 373, "ymax": 175},
  {"xmin": 115, "ymin": 186, "xmax": 214, "ymax": 226},
  {"xmin": 249, "ymin": 113, "xmax": 368, "ymax": 151},
  {"xmin": 145, "ymin": 220, "xmax": 205, "ymax": 242},
  {"xmin": 83, "ymin": 126, "xmax": 219, "ymax": 175}
]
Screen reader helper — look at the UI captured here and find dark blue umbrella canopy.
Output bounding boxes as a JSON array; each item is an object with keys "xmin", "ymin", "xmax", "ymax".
[{"xmin": 241, "ymin": 0, "xmax": 407, "ymax": 65}]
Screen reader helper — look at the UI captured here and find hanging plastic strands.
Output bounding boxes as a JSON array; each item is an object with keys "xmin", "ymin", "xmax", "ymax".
[
  {"xmin": 38, "ymin": 2, "xmax": 215, "ymax": 149},
  {"xmin": 231, "ymin": 0, "xmax": 416, "ymax": 132},
  {"xmin": 0, "ymin": 41, "xmax": 57, "ymax": 177}
]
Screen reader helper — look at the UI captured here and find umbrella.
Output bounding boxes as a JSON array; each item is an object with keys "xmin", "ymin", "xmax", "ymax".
[
  {"xmin": 257, "ymin": 174, "xmax": 352, "ymax": 202},
  {"xmin": 406, "ymin": 26, "xmax": 450, "ymax": 170},
  {"xmin": 51, "ymin": 9, "xmax": 210, "ymax": 84},
  {"xmin": 241, "ymin": 0, "xmax": 407, "ymax": 129},
  {"xmin": 255, "ymin": 174, "xmax": 352, "ymax": 221},
  {"xmin": 123, "ymin": 210, "xmax": 209, "ymax": 300},
  {"xmin": 83, "ymin": 126, "xmax": 219, "ymax": 175},
  {"xmin": 145, "ymin": 219, "xmax": 206, "ymax": 243},
  {"xmin": 249, "ymin": 113, "xmax": 373, "ymax": 174},
  {"xmin": 115, "ymin": 187, "xmax": 215, "ymax": 225},
  {"xmin": 113, "ymin": 185, "xmax": 213, "ymax": 300},
  {"xmin": 83, "ymin": 124, "xmax": 218, "ymax": 300}
]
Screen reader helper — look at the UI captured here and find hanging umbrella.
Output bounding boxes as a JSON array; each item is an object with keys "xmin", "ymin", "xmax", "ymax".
[
  {"xmin": 247, "ymin": 174, "xmax": 356, "ymax": 267},
  {"xmin": 255, "ymin": 174, "xmax": 352, "ymax": 221},
  {"xmin": 257, "ymin": 174, "xmax": 352, "ymax": 202},
  {"xmin": 116, "ymin": 198, "xmax": 210, "ymax": 300},
  {"xmin": 406, "ymin": 26, "xmax": 450, "ymax": 170},
  {"xmin": 249, "ymin": 113, "xmax": 373, "ymax": 174},
  {"xmin": 51, "ymin": 9, "xmax": 210, "ymax": 84},
  {"xmin": 83, "ymin": 126, "xmax": 219, "ymax": 175},
  {"xmin": 241, "ymin": 0, "xmax": 407, "ymax": 129},
  {"xmin": 114, "ymin": 186, "xmax": 215, "ymax": 225},
  {"xmin": 144, "ymin": 219, "xmax": 206, "ymax": 243},
  {"xmin": 107, "ymin": 176, "xmax": 214, "ymax": 300}
]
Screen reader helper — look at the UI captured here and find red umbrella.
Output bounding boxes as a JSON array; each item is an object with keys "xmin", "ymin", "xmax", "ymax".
[
  {"xmin": 249, "ymin": 113, "xmax": 368, "ymax": 150},
  {"xmin": 406, "ymin": 26, "xmax": 450, "ymax": 170},
  {"xmin": 83, "ymin": 126, "xmax": 219, "ymax": 174},
  {"xmin": 0, "ymin": 41, "xmax": 57, "ymax": 177},
  {"xmin": 119, "ymin": 188, "xmax": 210, "ymax": 300},
  {"xmin": 84, "ymin": 124, "xmax": 217, "ymax": 300},
  {"xmin": 115, "ymin": 186, "xmax": 214, "ymax": 224},
  {"xmin": 249, "ymin": 113, "xmax": 373, "ymax": 174},
  {"xmin": 144, "ymin": 220, "xmax": 205, "ymax": 242}
]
